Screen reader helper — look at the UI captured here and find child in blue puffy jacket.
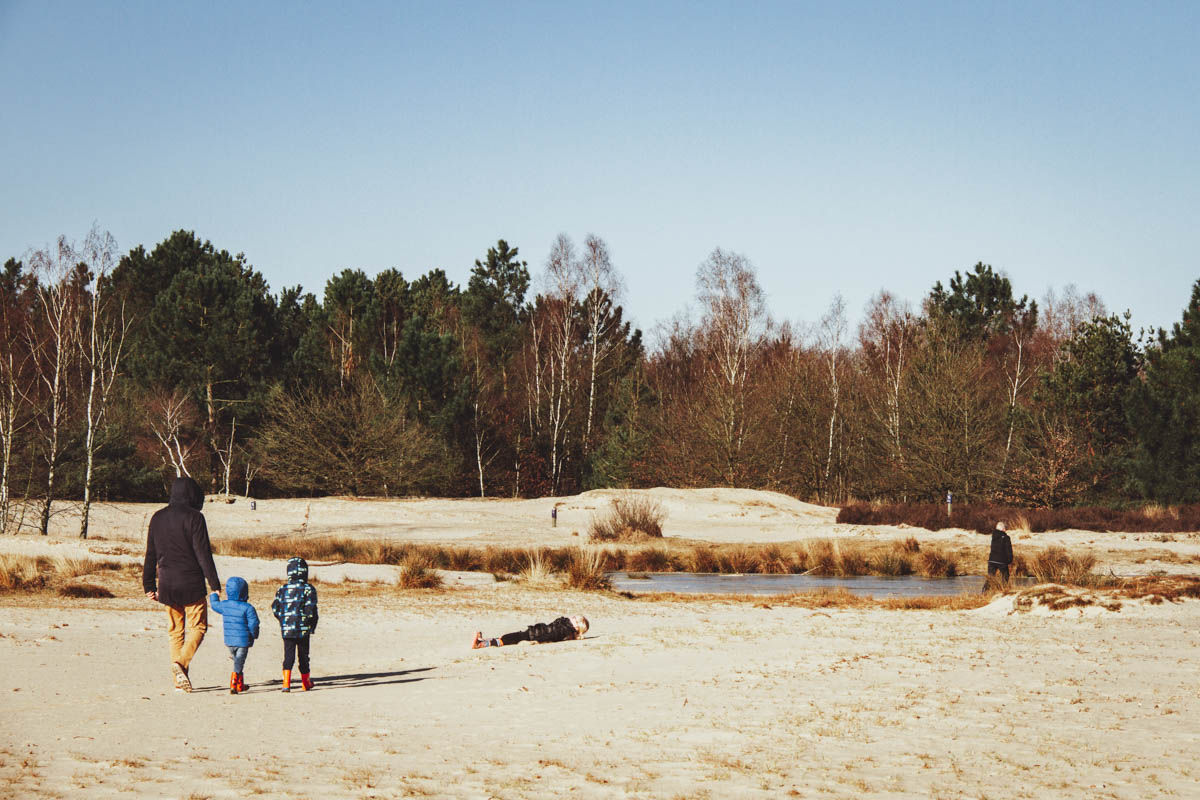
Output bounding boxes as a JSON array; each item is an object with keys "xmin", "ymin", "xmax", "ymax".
[
  {"xmin": 271, "ymin": 557, "xmax": 319, "ymax": 692},
  {"xmin": 209, "ymin": 576, "xmax": 260, "ymax": 695}
]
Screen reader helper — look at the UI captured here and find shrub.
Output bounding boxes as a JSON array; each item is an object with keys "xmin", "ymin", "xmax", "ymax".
[
  {"xmin": 1027, "ymin": 547, "xmax": 1097, "ymax": 584},
  {"xmin": 516, "ymin": 549, "xmax": 555, "ymax": 585},
  {"xmin": 836, "ymin": 544, "xmax": 869, "ymax": 576},
  {"xmin": 626, "ymin": 547, "xmax": 678, "ymax": 572},
  {"xmin": 917, "ymin": 549, "xmax": 958, "ymax": 578},
  {"xmin": 0, "ymin": 554, "xmax": 47, "ymax": 592},
  {"xmin": 564, "ymin": 548, "xmax": 612, "ymax": 592},
  {"xmin": 588, "ymin": 493, "xmax": 667, "ymax": 542},
  {"xmin": 396, "ymin": 553, "xmax": 443, "ymax": 589},
  {"xmin": 716, "ymin": 546, "xmax": 761, "ymax": 574},
  {"xmin": 807, "ymin": 541, "xmax": 838, "ymax": 575},
  {"xmin": 871, "ymin": 551, "xmax": 913, "ymax": 576},
  {"xmin": 685, "ymin": 547, "xmax": 721, "ymax": 573},
  {"xmin": 759, "ymin": 545, "xmax": 794, "ymax": 574}
]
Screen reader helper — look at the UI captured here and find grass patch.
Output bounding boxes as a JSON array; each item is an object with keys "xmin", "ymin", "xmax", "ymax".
[
  {"xmin": 1026, "ymin": 547, "xmax": 1097, "ymax": 584},
  {"xmin": 395, "ymin": 553, "xmax": 443, "ymax": 589},
  {"xmin": 626, "ymin": 588, "xmax": 991, "ymax": 610},
  {"xmin": 0, "ymin": 554, "xmax": 126, "ymax": 594},
  {"xmin": 59, "ymin": 582, "xmax": 116, "ymax": 598},
  {"xmin": 588, "ymin": 493, "xmax": 667, "ymax": 542},
  {"xmin": 565, "ymin": 548, "xmax": 612, "ymax": 591}
]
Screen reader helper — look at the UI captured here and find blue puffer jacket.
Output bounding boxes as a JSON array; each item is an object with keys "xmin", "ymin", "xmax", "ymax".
[
  {"xmin": 271, "ymin": 557, "xmax": 319, "ymax": 638},
  {"xmin": 210, "ymin": 576, "xmax": 261, "ymax": 648}
]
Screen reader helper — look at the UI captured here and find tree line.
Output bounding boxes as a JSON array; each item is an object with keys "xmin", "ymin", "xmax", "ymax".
[{"xmin": 3, "ymin": 226, "xmax": 1198, "ymax": 536}]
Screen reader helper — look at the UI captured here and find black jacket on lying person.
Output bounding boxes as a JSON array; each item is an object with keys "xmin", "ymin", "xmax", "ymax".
[
  {"xmin": 988, "ymin": 529, "xmax": 1014, "ymax": 567},
  {"xmin": 500, "ymin": 617, "xmax": 579, "ymax": 646}
]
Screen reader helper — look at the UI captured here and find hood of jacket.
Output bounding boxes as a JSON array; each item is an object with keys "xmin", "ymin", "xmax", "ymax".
[
  {"xmin": 168, "ymin": 477, "xmax": 204, "ymax": 511},
  {"xmin": 286, "ymin": 557, "xmax": 309, "ymax": 582},
  {"xmin": 225, "ymin": 575, "xmax": 248, "ymax": 602}
]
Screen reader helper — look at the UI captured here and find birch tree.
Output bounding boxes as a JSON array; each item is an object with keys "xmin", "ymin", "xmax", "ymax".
[
  {"xmin": 695, "ymin": 248, "xmax": 765, "ymax": 486},
  {"xmin": 578, "ymin": 235, "xmax": 623, "ymax": 455},
  {"xmin": 859, "ymin": 291, "xmax": 916, "ymax": 478},
  {"xmin": 817, "ymin": 294, "xmax": 848, "ymax": 501},
  {"xmin": 0, "ymin": 259, "xmax": 35, "ymax": 533},
  {"xmin": 536, "ymin": 234, "xmax": 582, "ymax": 494},
  {"xmin": 145, "ymin": 389, "xmax": 202, "ymax": 478},
  {"xmin": 78, "ymin": 227, "xmax": 128, "ymax": 538},
  {"xmin": 27, "ymin": 237, "xmax": 85, "ymax": 535}
]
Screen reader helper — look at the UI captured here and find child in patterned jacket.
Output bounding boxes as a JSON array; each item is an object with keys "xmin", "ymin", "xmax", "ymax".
[{"xmin": 271, "ymin": 557, "xmax": 319, "ymax": 692}]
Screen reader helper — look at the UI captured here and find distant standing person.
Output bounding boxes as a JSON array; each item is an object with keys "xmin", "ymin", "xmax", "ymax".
[
  {"xmin": 142, "ymin": 476, "xmax": 222, "ymax": 693},
  {"xmin": 982, "ymin": 520, "xmax": 1014, "ymax": 586}
]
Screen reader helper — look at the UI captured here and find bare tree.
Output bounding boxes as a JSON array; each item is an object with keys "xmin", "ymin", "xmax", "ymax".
[
  {"xmin": 859, "ymin": 291, "xmax": 916, "ymax": 476},
  {"xmin": 528, "ymin": 234, "xmax": 582, "ymax": 494},
  {"xmin": 0, "ymin": 260, "xmax": 35, "ymax": 533},
  {"xmin": 695, "ymin": 248, "xmax": 766, "ymax": 485},
  {"xmin": 213, "ymin": 417, "xmax": 237, "ymax": 499},
  {"xmin": 78, "ymin": 227, "xmax": 128, "ymax": 538},
  {"xmin": 817, "ymin": 294, "xmax": 848, "ymax": 500},
  {"xmin": 26, "ymin": 237, "xmax": 84, "ymax": 535},
  {"xmin": 145, "ymin": 389, "xmax": 202, "ymax": 478},
  {"xmin": 578, "ymin": 235, "xmax": 623, "ymax": 454}
]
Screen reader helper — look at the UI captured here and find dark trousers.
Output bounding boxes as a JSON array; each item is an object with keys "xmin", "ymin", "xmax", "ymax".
[
  {"xmin": 987, "ymin": 563, "xmax": 1010, "ymax": 582},
  {"xmin": 282, "ymin": 635, "xmax": 310, "ymax": 673},
  {"xmin": 500, "ymin": 630, "xmax": 530, "ymax": 646}
]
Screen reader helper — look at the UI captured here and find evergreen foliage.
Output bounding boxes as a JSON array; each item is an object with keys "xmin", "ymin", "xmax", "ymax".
[{"xmin": 8, "ymin": 226, "xmax": 1200, "ymax": 510}]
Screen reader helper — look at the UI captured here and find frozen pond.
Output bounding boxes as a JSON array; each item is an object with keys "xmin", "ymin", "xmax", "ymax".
[{"xmin": 609, "ymin": 572, "xmax": 1030, "ymax": 597}]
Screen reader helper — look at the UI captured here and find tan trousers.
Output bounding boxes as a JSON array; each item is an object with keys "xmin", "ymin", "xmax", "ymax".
[{"xmin": 166, "ymin": 601, "xmax": 208, "ymax": 670}]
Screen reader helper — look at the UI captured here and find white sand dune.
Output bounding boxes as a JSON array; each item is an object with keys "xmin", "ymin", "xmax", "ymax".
[{"xmin": 2, "ymin": 487, "xmax": 1198, "ymax": 798}]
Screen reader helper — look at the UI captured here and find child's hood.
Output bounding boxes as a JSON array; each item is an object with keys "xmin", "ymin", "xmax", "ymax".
[
  {"xmin": 225, "ymin": 576, "xmax": 249, "ymax": 602},
  {"xmin": 286, "ymin": 557, "xmax": 309, "ymax": 582}
]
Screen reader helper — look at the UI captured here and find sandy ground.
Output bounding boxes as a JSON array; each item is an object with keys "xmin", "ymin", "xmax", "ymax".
[{"xmin": 2, "ymin": 488, "xmax": 1199, "ymax": 799}]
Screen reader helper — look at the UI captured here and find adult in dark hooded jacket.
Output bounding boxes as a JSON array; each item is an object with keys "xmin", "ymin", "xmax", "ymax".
[
  {"xmin": 981, "ymin": 520, "xmax": 1014, "ymax": 586},
  {"xmin": 142, "ymin": 476, "xmax": 221, "ymax": 692}
]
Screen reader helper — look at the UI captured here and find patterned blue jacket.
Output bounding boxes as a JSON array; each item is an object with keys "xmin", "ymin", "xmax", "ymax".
[{"xmin": 271, "ymin": 557, "xmax": 319, "ymax": 638}]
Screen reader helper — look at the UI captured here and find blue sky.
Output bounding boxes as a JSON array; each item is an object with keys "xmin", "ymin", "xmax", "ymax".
[{"xmin": 2, "ymin": 1, "xmax": 1197, "ymax": 340}]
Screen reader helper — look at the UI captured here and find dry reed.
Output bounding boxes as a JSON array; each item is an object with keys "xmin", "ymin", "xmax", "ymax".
[{"xmin": 587, "ymin": 493, "xmax": 667, "ymax": 542}]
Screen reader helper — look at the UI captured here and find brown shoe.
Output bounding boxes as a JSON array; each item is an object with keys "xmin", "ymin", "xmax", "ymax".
[{"xmin": 171, "ymin": 662, "xmax": 192, "ymax": 693}]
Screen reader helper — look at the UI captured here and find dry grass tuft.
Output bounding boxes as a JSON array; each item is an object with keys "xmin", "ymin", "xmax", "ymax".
[
  {"xmin": 0, "ymin": 554, "xmax": 126, "ymax": 594},
  {"xmin": 916, "ymin": 548, "xmax": 959, "ymax": 578},
  {"xmin": 1027, "ymin": 547, "xmax": 1097, "ymax": 584},
  {"xmin": 59, "ymin": 582, "xmax": 115, "ymax": 599},
  {"xmin": 516, "ymin": 549, "xmax": 556, "ymax": 586},
  {"xmin": 588, "ymin": 493, "xmax": 667, "ymax": 542},
  {"xmin": 564, "ymin": 548, "xmax": 612, "ymax": 591},
  {"xmin": 395, "ymin": 553, "xmax": 443, "ymax": 589},
  {"xmin": 1014, "ymin": 585, "xmax": 1123, "ymax": 613},
  {"xmin": 0, "ymin": 553, "xmax": 46, "ymax": 591},
  {"xmin": 871, "ymin": 542, "xmax": 914, "ymax": 576}
]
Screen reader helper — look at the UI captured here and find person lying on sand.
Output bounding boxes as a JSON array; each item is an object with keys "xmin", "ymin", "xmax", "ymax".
[{"xmin": 472, "ymin": 615, "xmax": 589, "ymax": 649}]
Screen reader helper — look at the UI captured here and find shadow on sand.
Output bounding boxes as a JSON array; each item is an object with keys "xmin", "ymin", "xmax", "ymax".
[{"xmin": 192, "ymin": 666, "xmax": 436, "ymax": 694}]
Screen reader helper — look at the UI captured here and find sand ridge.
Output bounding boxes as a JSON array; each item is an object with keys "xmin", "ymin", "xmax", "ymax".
[{"xmin": 2, "ymin": 487, "xmax": 1198, "ymax": 798}]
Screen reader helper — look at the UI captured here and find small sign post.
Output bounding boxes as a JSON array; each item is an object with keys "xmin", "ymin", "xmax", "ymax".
[
  {"xmin": 551, "ymin": 507, "xmax": 558, "ymax": 528},
  {"xmin": 945, "ymin": 491, "xmax": 953, "ymax": 519}
]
